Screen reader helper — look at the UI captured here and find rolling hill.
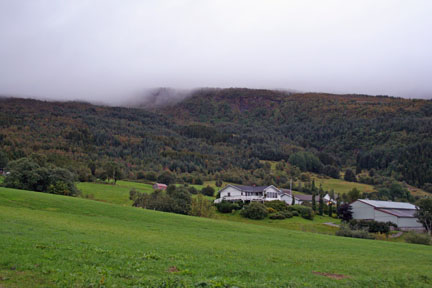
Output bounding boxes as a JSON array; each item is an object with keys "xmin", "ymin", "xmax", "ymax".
[{"xmin": 0, "ymin": 89, "xmax": 431, "ymax": 195}]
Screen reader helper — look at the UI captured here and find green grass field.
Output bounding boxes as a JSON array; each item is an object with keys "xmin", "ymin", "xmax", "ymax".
[
  {"xmin": 77, "ymin": 180, "xmax": 154, "ymax": 206},
  {"xmin": 1, "ymin": 187, "xmax": 432, "ymax": 287},
  {"xmin": 215, "ymin": 212, "xmax": 340, "ymax": 235},
  {"xmin": 312, "ymin": 176, "xmax": 375, "ymax": 195},
  {"xmin": 77, "ymin": 181, "xmax": 216, "ymax": 205}
]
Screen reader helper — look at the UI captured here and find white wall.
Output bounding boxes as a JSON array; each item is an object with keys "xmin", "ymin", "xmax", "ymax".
[
  {"xmin": 351, "ymin": 201, "xmax": 375, "ymax": 220},
  {"xmin": 220, "ymin": 186, "xmax": 242, "ymax": 198},
  {"xmin": 280, "ymin": 194, "xmax": 301, "ymax": 205}
]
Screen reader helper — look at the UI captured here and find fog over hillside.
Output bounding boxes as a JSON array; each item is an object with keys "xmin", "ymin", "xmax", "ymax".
[{"xmin": 1, "ymin": 0, "xmax": 432, "ymax": 104}]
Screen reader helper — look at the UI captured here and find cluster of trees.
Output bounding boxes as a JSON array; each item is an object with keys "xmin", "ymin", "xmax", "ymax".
[
  {"xmin": 130, "ymin": 185, "xmax": 215, "ymax": 217},
  {"xmin": 3, "ymin": 156, "xmax": 79, "ymax": 196},
  {"xmin": 215, "ymin": 200, "xmax": 315, "ymax": 221},
  {"xmin": 131, "ymin": 185, "xmax": 192, "ymax": 215}
]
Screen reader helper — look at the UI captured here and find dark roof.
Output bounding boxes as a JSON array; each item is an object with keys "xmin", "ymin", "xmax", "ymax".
[
  {"xmin": 233, "ymin": 185, "xmax": 269, "ymax": 193},
  {"xmin": 294, "ymin": 194, "xmax": 320, "ymax": 202},
  {"xmin": 377, "ymin": 208, "xmax": 417, "ymax": 218},
  {"xmin": 280, "ymin": 189, "xmax": 292, "ymax": 194}
]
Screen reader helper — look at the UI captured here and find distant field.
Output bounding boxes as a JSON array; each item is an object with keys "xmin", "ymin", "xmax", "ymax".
[
  {"xmin": 311, "ymin": 176, "xmax": 375, "ymax": 195},
  {"xmin": 1, "ymin": 187, "xmax": 432, "ymax": 287},
  {"xmin": 77, "ymin": 180, "xmax": 217, "ymax": 205},
  {"xmin": 77, "ymin": 180, "xmax": 154, "ymax": 206}
]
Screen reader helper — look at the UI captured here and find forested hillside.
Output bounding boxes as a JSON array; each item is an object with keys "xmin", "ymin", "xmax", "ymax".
[{"xmin": 0, "ymin": 88, "xmax": 431, "ymax": 195}]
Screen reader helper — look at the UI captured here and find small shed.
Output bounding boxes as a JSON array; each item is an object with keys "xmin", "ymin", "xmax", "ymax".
[{"xmin": 153, "ymin": 183, "xmax": 168, "ymax": 190}]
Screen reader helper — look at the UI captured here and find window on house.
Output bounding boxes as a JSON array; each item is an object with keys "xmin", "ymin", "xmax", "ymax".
[{"xmin": 228, "ymin": 192, "xmax": 231, "ymax": 197}]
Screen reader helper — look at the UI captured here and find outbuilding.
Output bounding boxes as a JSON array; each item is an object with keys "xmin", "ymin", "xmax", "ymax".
[
  {"xmin": 350, "ymin": 199, "xmax": 423, "ymax": 231},
  {"xmin": 152, "ymin": 183, "xmax": 168, "ymax": 190}
]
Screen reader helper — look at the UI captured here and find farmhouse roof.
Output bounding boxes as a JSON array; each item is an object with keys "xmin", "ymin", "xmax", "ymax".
[
  {"xmin": 294, "ymin": 194, "xmax": 320, "ymax": 202},
  {"xmin": 358, "ymin": 199, "xmax": 416, "ymax": 210},
  {"xmin": 232, "ymin": 185, "xmax": 269, "ymax": 193}
]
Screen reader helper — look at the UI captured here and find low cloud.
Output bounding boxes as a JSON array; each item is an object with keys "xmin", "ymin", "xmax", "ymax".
[{"xmin": 0, "ymin": 0, "xmax": 431, "ymax": 104}]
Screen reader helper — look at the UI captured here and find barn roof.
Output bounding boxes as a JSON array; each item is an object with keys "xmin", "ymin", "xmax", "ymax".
[
  {"xmin": 358, "ymin": 199, "xmax": 416, "ymax": 210},
  {"xmin": 377, "ymin": 208, "xmax": 417, "ymax": 218},
  {"xmin": 154, "ymin": 183, "xmax": 167, "ymax": 188}
]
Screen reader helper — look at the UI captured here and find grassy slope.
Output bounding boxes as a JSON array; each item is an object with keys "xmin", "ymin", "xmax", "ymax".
[
  {"xmin": 77, "ymin": 180, "xmax": 154, "ymax": 205},
  {"xmin": 312, "ymin": 176, "xmax": 375, "ymax": 195},
  {"xmin": 215, "ymin": 212, "xmax": 340, "ymax": 235},
  {"xmin": 1, "ymin": 188, "xmax": 432, "ymax": 287},
  {"xmin": 77, "ymin": 181, "xmax": 216, "ymax": 205}
]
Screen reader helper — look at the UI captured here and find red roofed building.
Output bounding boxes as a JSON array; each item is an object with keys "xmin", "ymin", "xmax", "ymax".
[{"xmin": 152, "ymin": 183, "xmax": 168, "ymax": 190}]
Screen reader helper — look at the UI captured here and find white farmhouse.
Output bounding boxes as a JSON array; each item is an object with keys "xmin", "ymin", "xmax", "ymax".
[
  {"xmin": 214, "ymin": 185, "xmax": 301, "ymax": 205},
  {"xmin": 351, "ymin": 199, "xmax": 424, "ymax": 231}
]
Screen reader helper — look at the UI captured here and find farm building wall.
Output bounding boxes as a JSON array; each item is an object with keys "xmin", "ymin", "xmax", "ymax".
[
  {"xmin": 351, "ymin": 201, "xmax": 375, "ymax": 220},
  {"xmin": 398, "ymin": 217, "xmax": 423, "ymax": 230},
  {"xmin": 374, "ymin": 210, "xmax": 398, "ymax": 225}
]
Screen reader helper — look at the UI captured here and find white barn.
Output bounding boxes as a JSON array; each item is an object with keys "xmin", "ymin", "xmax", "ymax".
[
  {"xmin": 351, "ymin": 199, "xmax": 423, "ymax": 231},
  {"xmin": 214, "ymin": 185, "xmax": 301, "ymax": 205}
]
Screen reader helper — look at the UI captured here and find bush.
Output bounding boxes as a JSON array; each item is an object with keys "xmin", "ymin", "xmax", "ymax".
[
  {"xmin": 267, "ymin": 207, "xmax": 277, "ymax": 214},
  {"xmin": 349, "ymin": 219, "xmax": 395, "ymax": 234},
  {"xmin": 264, "ymin": 200, "xmax": 288, "ymax": 212},
  {"xmin": 201, "ymin": 185, "xmax": 215, "ymax": 197},
  {"xmin": 288, "ymin": 205, "xmax": 314, "ymax": 220},
  {"xmin": 281, "ymin": 211, "xmax": 293, "ymax": 218},
  {"xmin": 269, "ymin": 213, "xmax": 286, "ymax": 220},
  {"xmin": 190, "ymin": 194, "xmax": 215, "ymax": 218},
  {"xmin": 215, "ymin": 201, "xmax": 240, "ymax": 213},
  {"xmin": 405, "ymin": 233, "xmax": 431, "ymax": 246},
  {"xmin": 299, "ymin": 206, "xmax": 314, "ymax": 220},
  {"xmin": 188, "ymin": 186, "xmax": 198, "ymax": 194},
  {"xmin": 336, "ymin": 224, "xmax": 375, "ymax": 239},
  {"xmin": 240, "ymin": 202, "xmax": 268, "ymax": 220},
  {"xmin": 129, "ymin": 188, "xmax": 138, "ymax": 201},
  {"xmin": 215, "ymin": 179, "xmax": 223, "ymax": 187}
]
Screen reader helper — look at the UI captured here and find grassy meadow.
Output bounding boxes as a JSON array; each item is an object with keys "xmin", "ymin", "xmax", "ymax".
[
  {"xmin": 1, "ymin": 187, "xmax": 432, "ymax": 287},
  {"xmin": 77, "ymin": 181, "xmax": 216, "ymax": 206},
  {"xmin": 312, "ymin": 176, "xmax": 375, "ymax": 195},
  {"xmin": 214, "ymin": 211, "xmax": 340, "ymax": 235},
  {"xmin": 77, "ymin": 180, "xmax": 154, "ymax": 206}
]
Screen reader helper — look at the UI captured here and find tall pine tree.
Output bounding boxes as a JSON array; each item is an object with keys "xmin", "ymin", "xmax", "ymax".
[
  {"xmin": 312, "ymin": 191, "xmax": 316, "ymax": 212},
  {"xmin": 318, "ymin": 193, "xmax": 324, "ymax": 216}
]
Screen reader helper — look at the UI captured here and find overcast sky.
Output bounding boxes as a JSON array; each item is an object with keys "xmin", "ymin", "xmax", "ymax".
[{"xmin": 0, "ymin": 0, "xmax": 431, "ymax": 104}]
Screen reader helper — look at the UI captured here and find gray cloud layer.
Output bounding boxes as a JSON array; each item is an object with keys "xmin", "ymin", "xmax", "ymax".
[{"xmin": 1, "ymin": 0, "xmax": 431, "ymax": 104}]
